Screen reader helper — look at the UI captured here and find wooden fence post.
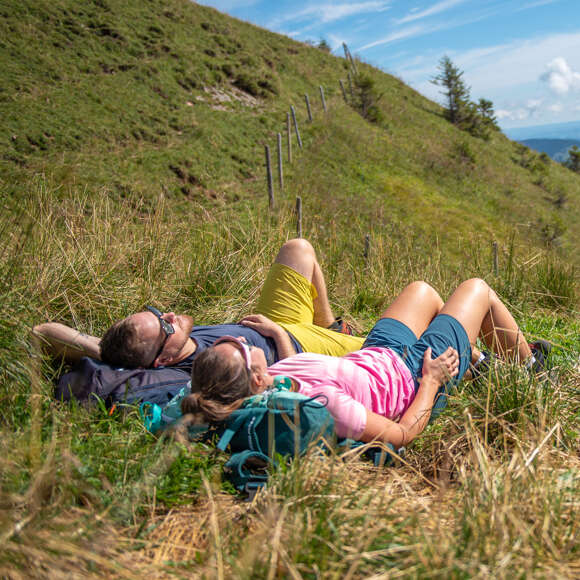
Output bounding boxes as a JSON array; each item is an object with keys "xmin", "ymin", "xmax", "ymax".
[
  {"xmin": 318, "ymin": 85, "xmax": 327, "ymax": 113},
  {"xmin": 347, "ymin": 72, "xmax": 354, "ymax": 100},
  {"xmin": 339, "ymin": 79, "xmax": 347, "ymax": 102},
  {"xmin": 364, "ymin": 234, "xmax": 370, "ymax": 261},
  {"xmin": 296, "ymin": 196, "xmax": 302, "ymax": 238},
  {"xmin": 290, "ymin": 105, "xmax": 303, "ymax": 149},
  {"xmin": 265, "ymin": 145, "xmax": 274, "ymax": 210},
  {"xmin": 286, "ymin": 112, "xmax": 292, "ymax": 163},
  {"xmin": 304, "ymin": 94, "xmax": 313, "ymax": 122},
  {"xmin": 492, "ymin": 241, "xmax": 499, "ymax": 275},
  {"xmin": 277, "ymin": 132, "xmax": 283, "ymax": 190},
  {"xmin": 343, "ymin": 42, "xmax": 357, "ymax": 75},
  {"xmin": 319, "ymin": 86, "xmax": 327, "ymax": 112}
]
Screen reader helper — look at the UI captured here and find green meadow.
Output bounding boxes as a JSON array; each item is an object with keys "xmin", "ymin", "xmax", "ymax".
[{"xmin": 1, "ymin": 0, "xmax": 578, "ymax": 577}]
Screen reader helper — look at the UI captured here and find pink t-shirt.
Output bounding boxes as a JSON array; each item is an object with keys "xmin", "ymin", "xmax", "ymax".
[{"xmin": 268, "ymin": 347, "xmax": 415, "ymax": 439}]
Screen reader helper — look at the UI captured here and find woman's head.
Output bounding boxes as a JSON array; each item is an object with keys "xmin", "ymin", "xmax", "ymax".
[{"xmin": 182, "ymin": 336, "xmax": 273, "ymax": 422}]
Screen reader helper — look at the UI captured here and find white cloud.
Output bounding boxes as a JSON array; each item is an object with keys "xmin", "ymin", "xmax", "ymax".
[
  {"xmin": 540, "ymin": 57, "xmax": 580, "ymax": 95},
  {"xmin": 498, "ymin": 109, "xmax": 530, "ymax": 122},
  {"xmin": 402, "ymin": 32, "xmax": 580, "ymax": 103},
  {"xmin": 317, "ymin": 1, "xmax": 391, "ymax": 23},
  {"xmin": 396, "ymin": 0, "xmax": 467, "ymax": 25},
  {"xmin": 358, "ymin": 6, "xmax": 498, "ymax": 54},
  {"xmin": 548, "ymin": 103, "xmax": 563, "ymax": 112},
  {"xmin": 195, "ymin": 0, "xmax": 260, "ymax": 10},
  {"xmin": 495, "ymin": 99, "xmax": 545, "ymax": 122},
  {"xmin": 327, "ymin": 33, "xmax": 345, "ymax": 52},
  {"xmin": 359, "ymin": 24, "xmax": 427, "ymax": 51},
  {"xmin": 269, "ymin": 2, "xmax": 391, "ymax": 28},
  {"xmin": 496, "ymin": 109, "xmax": 514, "ymax": 120},
  {"xmin": 515, "ymin": 0, "xmax": 560, "ymax": 10}
]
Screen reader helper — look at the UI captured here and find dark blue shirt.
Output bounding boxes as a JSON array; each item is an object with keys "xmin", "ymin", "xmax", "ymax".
[{"xmin": 173, "ymin": 324, "xmax": 302, "ymax": 373}]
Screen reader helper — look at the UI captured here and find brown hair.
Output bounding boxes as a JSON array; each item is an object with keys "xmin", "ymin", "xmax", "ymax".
[
  {"xmin": 100, "ymin": 317, "xmax": 153, "ymax": 368},
  {"xmin": 181, "ymin": 347, "xmax": 252, "ymax": 423}
]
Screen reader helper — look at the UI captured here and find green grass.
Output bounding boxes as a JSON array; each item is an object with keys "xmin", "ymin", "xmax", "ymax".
[{"xmin": 0, "ymin": 0, "xmax": 579, "ymax": 577}]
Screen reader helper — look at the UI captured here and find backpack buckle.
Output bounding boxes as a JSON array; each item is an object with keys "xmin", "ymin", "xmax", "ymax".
[{"xmin": 244, "ymin": 481, "xmax": 266, "ymax": 502}]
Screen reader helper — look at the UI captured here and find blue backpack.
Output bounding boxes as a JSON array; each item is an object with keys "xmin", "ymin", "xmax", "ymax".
[{"xmin": 56, "ymin": 357, "xmax": 190, "ymax": 407}]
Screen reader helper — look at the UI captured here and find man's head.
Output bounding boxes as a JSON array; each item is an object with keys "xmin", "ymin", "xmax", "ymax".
[{"xmin": 100, "ymin": 307, "xmax": 194, "ymax": 368}]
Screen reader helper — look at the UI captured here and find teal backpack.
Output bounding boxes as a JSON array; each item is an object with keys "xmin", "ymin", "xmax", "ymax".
[
  {"xmin": 214, "ymin": 381, "xmax": 336, "ymax": 496},
  {"xmin": 139, "ymin": 376, "xmax": 402, "ymax": 498}
]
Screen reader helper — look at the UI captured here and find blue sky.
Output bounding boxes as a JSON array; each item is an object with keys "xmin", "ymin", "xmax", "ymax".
[{"xmin": 196, "ymin": 0, "xmax": 580, "ymax": 130}]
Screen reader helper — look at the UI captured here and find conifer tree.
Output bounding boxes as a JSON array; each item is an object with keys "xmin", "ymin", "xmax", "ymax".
[
  {"xmin": 432, "ymin": 57, "xmax": 499, "ymax": 140},
  {"xmin": 431, "ymin": 55, "xmax": 471, "ymax": 125},
  {"xmin": 477, "ymin": 98, "xmax": 498, "ymax": 129},
  {"xmin": 565, "ymin": 146, "xmax": 580, "ymax": 172}
]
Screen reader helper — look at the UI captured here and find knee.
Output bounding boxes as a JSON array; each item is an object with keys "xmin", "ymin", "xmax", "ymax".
[
  {"xmin": 279, "ymin": 238, "xmax": 315, "ymax": 259},
  {"xmin": 458, "ymin": 278, "xmax": 497, "ymax": 299},
  {"xmin": 460, "ymin": 278, "xmax": 489, "ymax": 291},
  {"xmin": 405, "ymin": 281, "xmax": 444, "ymax": 307},
  {"xmin": 32, "ymin": 323, "xmax": 52, "ymax": 338},
  {"xmin": 282, "ymin": 238, "xmax": 314, "ymax": 253}
]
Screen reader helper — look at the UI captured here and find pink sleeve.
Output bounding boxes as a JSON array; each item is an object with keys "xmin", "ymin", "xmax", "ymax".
[{"xmin": 302, "ymin": 384, "xmax": 367, "ymax": 440}]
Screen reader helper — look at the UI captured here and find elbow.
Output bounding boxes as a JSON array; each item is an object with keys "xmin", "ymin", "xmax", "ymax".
[{"xmin": 32, "ymin": 323, "xmax": 50, "ymax": 336}]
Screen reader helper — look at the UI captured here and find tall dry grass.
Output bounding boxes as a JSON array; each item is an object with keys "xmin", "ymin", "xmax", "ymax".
[{"xmin": 0, "ymin": 179, "xmax": 578, "ymax": 578}]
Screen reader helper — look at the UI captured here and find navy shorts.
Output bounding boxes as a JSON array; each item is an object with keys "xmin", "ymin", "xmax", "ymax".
[{"xmin": 363, "ymin": 314, "xmax": 472, "ymax": 419}]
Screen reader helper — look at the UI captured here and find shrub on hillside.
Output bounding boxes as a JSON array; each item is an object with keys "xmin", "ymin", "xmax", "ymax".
[
  {"xmin": 564, "ymin": 145, "xmax": 580, "ymax": 173},
  {"xmin": 352, "ymin": 73, "xmax": 383, "ymax": 124},
  {"xmin": 317, "ymin": 39, "xmax": 332, "ymax": 53},
  {"xmin": 233, "ymin": 70, "xmax": 279, "ymax": 97}
]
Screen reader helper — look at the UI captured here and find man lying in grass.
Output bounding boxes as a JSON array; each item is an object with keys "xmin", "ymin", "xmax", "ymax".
[
  {"xmin": 33, "ymin": 238, "xmax": 364, "ymax": 372},
  {"xmin": 183, "ymin": 278, "xmax": 549, "ymax": 447}
]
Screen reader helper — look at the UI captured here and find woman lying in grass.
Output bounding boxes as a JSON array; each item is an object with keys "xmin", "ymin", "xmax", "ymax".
[{"xmin": 182, "ymin": 279, "xmax": 548, "ymax": 448}]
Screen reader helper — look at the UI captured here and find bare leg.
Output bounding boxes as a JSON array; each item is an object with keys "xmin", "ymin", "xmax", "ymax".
[
  {"xmin": 378, "ymin": 281, "xmax": 444, "ymax": 338},
  {"xmin": 273, "ymin": 239, "xmax": 335, "ymax": 328},
  {"xmin": 439, "ymin": 279, "xmax": 532, "ymax": 362},
  {"xmin": 32, "ymin": 322, "xmax": 101, "ymax": 363}
]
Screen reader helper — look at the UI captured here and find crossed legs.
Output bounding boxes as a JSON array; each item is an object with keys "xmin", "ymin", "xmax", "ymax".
[
  {"xmin": 379, "ymin": 278, "xmax": 532, "ymax": 364},
  {"xmin": 440, "ymin": 278, "xmax": 532, "ymax": 362}
]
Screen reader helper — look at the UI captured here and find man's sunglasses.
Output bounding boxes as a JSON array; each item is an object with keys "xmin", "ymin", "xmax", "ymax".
[{"xmin": 146, "ymin": 305, "xmax": 175, "ymax": 366}]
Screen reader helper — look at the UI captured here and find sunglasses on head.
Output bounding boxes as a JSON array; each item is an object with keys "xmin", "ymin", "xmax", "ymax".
[
  {"xmin": 146, "ymin": 305, "xmax": 175, "ymax": 366},
  {"xmin": 212, "ymin": 335, "xmax": 253, "ymax": 370}
]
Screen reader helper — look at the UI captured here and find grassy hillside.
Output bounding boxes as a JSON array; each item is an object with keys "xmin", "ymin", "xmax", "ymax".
[
  {"xmin": 2, "ymin": 0, "xmax": 580, "ymax": 264},
  {"xmin": 0, "ymin": 0, "xmax": 579, "ymax": 577}
]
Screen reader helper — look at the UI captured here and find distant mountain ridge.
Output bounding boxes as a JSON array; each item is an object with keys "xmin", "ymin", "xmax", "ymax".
[
  {"xmin": 504, "ymin": 120, "xmax": 580, "ymax": 141},
  {"xmin": 519, "ymin": 138, "xmax": 580, "ymax": 162}
]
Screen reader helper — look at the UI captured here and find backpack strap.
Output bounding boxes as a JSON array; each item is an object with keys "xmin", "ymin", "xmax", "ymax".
[
  {"xmin": 216, "ymin": 408, "xmax": 265, "ymax": 451},
  {"xmin": 338, "ymin": 439, "xmax": 404, "ymax": 467},
  {"xmin": 223, "ymin": 450, "xmax": 274, "ymax": 500}
]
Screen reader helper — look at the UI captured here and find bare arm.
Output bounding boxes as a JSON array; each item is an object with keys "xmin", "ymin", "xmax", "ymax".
[
  {"xmin": 239, "ymin": 314, "xmax": 297, "ymax": 359},
  {"xmin": 32, "ymin": 322, "xmax": 101, "ymax": 363},
  {"xmin": 359, "ymin": 347, "xmax": 459, "ymax": 448}
]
